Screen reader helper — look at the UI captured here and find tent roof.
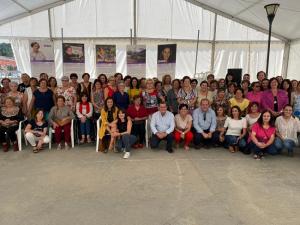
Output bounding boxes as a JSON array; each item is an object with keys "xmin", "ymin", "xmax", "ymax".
[
  {"xmin": 0, "ymin": 0, "xmax": 299, "ymax": 41},
  {"xmin": 0, "ymin": 0, "xmax": 74, "ymax": 25},
  {"xmin": 191, "ymin": 0, "xmax": 300, "ymax": 41}
]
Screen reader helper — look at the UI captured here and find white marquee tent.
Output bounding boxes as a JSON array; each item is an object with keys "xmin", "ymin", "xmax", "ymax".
[{"xmin": 0, "ymin": 0, "xmax": 299, "ymax": 80}]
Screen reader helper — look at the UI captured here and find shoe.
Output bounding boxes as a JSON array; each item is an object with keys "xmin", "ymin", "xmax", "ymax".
[
  {"xmin": 184, "ymin": 145, "xmax": 189, "ymax": 151},
  {"xmin": 13, "ymin": 142, "xmax": 19, "ymax": 151},
  {"xmin": 167, "ymin": 148, "xmax": 174, "ymax": 153},
  {"xmin": 87, "ymin": 137, "xmax": 92, "ymax": 143},
  {"xmin": 195, "ymin": 145, "xmax": 201, "ymax": 150},
  {"xmin": 123, "ymin": 152, "xmax": 130, "ymax": 159},
  {"xmin": 2, "ymin": 143, "xmax": 9, "ymax": 152},
  {"xmin": 80, "ymin": 138, "xmax": 85, "ymax": 144},
  {"xmin": 57, "ymin": 144, "xmax": 61, "ymax": 150},
  {"xmin": 204, "ymin": 145, "xmax": 210, "ymax": 150},
  {"xmin": 133, "ymin": 144, "xmax": 139, "ymax": 149},
  {"xmin": 33, "ymin": 146, "xmax": 39, "ymax": 153},
  {"xmin": 65, "ymin": 143, "xmax": 70, "ymax": 150},
  {"xmin": 229, "ymin": 146, "xmax": 235, "ymax": 153},
  {"xmin": 138, "ymin": 144, "xmax": 144, "ymax": 148}
]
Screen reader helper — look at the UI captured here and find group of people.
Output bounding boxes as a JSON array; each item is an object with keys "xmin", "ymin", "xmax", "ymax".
[{"xmin": 0, "ymin": 71, "xmax": 300, "ymax": 159}]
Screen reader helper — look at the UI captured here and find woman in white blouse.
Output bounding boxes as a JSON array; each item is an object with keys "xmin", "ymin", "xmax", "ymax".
[
  {"xmin": 274, "ymin": 104, "xmax": 300, "ymax": 157},
  {"xmin": 221, "ymin": 106, "xmax": 247, "ymax": 153}
]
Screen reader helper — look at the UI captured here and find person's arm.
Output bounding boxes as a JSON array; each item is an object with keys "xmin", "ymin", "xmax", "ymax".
[
  {"xmin": 220, "ymin": 117, "xmax": 229, "ymax": 137},
  {"xmin": 193, "ymin": 110, "xmax": 203, "ymax": 134},
  {"xmin": 28, "ymin": 95, "xmax": 35, "ymax": 115},
  {"xmin": 76, "ymin": 102, "xmax": 83, "ymax": 118},
  {"xmin": 183, "ymin": 119, "xmax": 192, "ymax": 133},
  {"xmin": 22, "ymin": 92, "xmax": 28, "ymax": 114},
  {"xmin": 209, "ymin": 110, "xmax": 217, "ymax": 133},
  {"xmin": 275, "ymin": 118, "xmax": 284, "ymax": 140},
  {"xmin": 104, "ymin": 87, "xmax": 109, "ymax": 100},
  {"xmin": 150, "ymin": 114, "xmax": 158, "ymax": 134},
  {"xmin": 86, "ymin": 103, "xmax": 93, "ymax": 118},
  {"xmin": 166, "ymin": 114, "xmax": 175, "ymax": 134},
  {"xmin": 25, "ymin": 123, "xmax": 32, "ymax": 133},
  {"xmin": 72, "ymin": 89, "xmax": 77, "ymax": 111},
  {"xmin": 264, "ymin": 134, "xmax": 275, "ymax": 147}
]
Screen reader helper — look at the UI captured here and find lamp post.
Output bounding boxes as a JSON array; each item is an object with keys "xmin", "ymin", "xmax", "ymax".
[{"xmin": 264, "ymin": 3, "xmax": 280, "ymax": 77}]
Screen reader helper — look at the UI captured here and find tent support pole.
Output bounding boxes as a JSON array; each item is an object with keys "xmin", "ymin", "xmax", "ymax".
[
  {"xmin": 210, "ymin": 13, "xmax": 217, "ymax": 73},
  {"xmin": 194, "ymin": 29, "xmax": 200, "ymax": 76}
]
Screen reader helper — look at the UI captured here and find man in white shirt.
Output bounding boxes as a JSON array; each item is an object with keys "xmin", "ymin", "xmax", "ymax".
[{"xmin": 150, "ymin": 102, "xmax": 175, "ymax": 153}]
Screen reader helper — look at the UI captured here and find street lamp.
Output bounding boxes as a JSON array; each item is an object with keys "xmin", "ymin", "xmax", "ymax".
[{"xmin": 264, "ymin": 3, "xmax": 280, "ymax": 77}]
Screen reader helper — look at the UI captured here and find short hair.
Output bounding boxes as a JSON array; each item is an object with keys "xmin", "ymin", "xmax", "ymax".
[
  {"xmin": 39, "ymin": 78, "xmax": 48, "ymax": 85},
  {"xmin": 155, "ymin": 81, "xmax": 162, "ymax": 88},
  {"xmin": 4, "ymin": 96, "xmax": 15, "ymax": 104},
  {"xmin": 82, "ymin": 73, "xmax": 90, "ymax": 79},
  {"xmin": 191, "ymin": 78, "xmax": 198, "ymax": 84},
  {"xmin": 256, "ymin": 71, "xmax": 266, "ymax": 79},
  {"xmin": 97, "ymin": 74, "xmax": 107, "ymax": 84},
  {"xmin": 48, "ymin": 77, "xmax": 57, "ymax": 87},
  {"xmin": 56, "ymin": 95, "xmax": 66, "ymax": 102},
  {"xmin": 93, "ymin": 79, "xmax": 101, "ymax": 88},
  {"xmin": 132, "ymin": 95, "xmax": 141, "ymax": 102},
  {"xmin": 178, "ymin": 103, "xmax": 188, "ymax": 110},
  {"xmin": 31, "ymin": 42, "xmax": 39, "ymax": 48},
  {"xmin": 182, "ymin": 76, "xmax": 191, "ymax": 83},
  {"xmin": 70, "ymin": 73, "xmax": 78, "ymax": 79},
  {"xmin": 247, "ymin": 101, "xmax": 260, "ymax": 113},
  {"xmin": 1, "ymin": 78, "xmax": 11, "ymax": 84},
  {"xmin": 234, "ymin": 87, "xmax": 244, "ymax": 95},
  {"xmin": 268, "ymin": 77, "xmax": 279, "ymax": 89},
  {"xmin": 200, "ymin": 98, "xmax": 210, "ymax": 105},
  {"xmin": 200, "ymin": 80, "xmax": 209, "ymax": 86}
]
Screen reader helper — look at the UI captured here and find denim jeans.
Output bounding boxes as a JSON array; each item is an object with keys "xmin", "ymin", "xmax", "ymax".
[
  {"xmin": 80, "ymin": 118, "xmax": 91, "ymax": 136},
  {"xmin": 116, "ymin": 134, "xmax": 137, "ymax": 152},
  {"xmin": 274, "ymin": 137, "xmax": 296, "ymax": 153},
  {"xmin": 249, "ymin": 141, "xmax": 278, "ymax": 155},
  {"xmin": 225, "ymin": 135, "xmax": 246, "ymax": 149},
  {"xmin": 194, "ymin": 129, "xmax": 213, "ymax": 146},
  {"xmin": 150, "ymin": 133, "xmax": 173, "ymax": 151}
]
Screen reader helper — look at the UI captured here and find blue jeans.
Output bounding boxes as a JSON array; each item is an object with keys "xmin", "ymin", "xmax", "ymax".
[
  {"xmin": 80, "ymin": 118, "xmax": 91, "ymax": 136},
  {"xmin": 274, "ymin": 137, "xmax": 296, "ymax": 153},
  {"xmin": 225, "ymin": 135, "xmax": 246, "ymax": 149},
  {"xmin": 249, "ymin": 141, "xmax": 278, "ymax": 155},
  {"xmin": 116, "ymin": 134, "xmax": 137, "ymax": 152}
]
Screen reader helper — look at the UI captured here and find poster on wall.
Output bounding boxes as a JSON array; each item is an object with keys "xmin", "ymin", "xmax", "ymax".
[
  {"xmin": 157, "ymin": 44, "xmax": 177, "ymax": 80},
  {"xmin": 0, "ymin": 42, "xmax": 19, "ymax": 82},
  {"xmin": 95, "ymin": 45, "xmax": 116, "ymax": 76},
  {"xmin": 63, "ymin": 43, "xmax": 85, "ymax": 77},
  {"xmin": 126, "ymin": 45, "xmax": 146, "ymax": 78},
  {"xmin": 29, "ymin": 40, "xmax": 55, "ymax": 77}
]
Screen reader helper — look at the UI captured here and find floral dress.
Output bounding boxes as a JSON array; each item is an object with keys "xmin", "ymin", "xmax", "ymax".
[{"xmin": 56, "ymin": 86, "xmax": 76, "ymax": 110}]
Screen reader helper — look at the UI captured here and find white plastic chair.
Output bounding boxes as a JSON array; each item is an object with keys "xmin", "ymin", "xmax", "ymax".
[
  {"xmin": 16, "ymin": 120, "xmax": 27, "ymax": 151},
  {"xmin": 49, "ymin": 119, "xmax": 74, "ymax": 149},
  {"xmin": 96, "ymin": 118, "xmax": 101, "ymax": 152}
]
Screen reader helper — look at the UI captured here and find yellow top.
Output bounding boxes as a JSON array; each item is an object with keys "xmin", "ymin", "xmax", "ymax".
[
  {"xmin": 229, "ymin": 98, "xmax": 250, "ymax": 113},
  {"xmin": 98, "ymin": 108, "xmax": 118, "ymax": 139},
  {"xmin": 128, "ymin": 88, "xmax": 141, "ymax": 101}
]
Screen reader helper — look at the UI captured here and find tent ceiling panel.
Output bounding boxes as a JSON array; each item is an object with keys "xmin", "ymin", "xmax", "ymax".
[
  {"xmin": 194, "ymin": 0, "xmax": 300, "ymax": 40},
  {"xmin": 0, "ymin": 1, "xmax": 24, "ymax": 21}
]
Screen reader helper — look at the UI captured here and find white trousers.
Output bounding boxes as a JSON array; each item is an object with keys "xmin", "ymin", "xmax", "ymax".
[{"xmin": 25, "ymin": 132, "xmax": 50, "ymax": 147}]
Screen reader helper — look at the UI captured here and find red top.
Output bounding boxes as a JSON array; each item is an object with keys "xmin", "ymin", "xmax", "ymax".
[
  {"xmin": 107, "ymin": 86, "xmax": 115, "ymax": 98},
  {"xmin": 251, "ymin": 122, "xmax": 276, "ymax": 144},
  {"xmin": 127, "ymin": 104, "xmax": 148, "ymax": 119}
]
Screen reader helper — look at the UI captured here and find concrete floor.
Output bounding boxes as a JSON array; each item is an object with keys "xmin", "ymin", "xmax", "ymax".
[{"xmin": 0, "ymin": 145, "xmax": 300, "ymax": 225}]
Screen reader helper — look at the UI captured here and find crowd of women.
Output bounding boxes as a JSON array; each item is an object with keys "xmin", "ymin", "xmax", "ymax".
[{"xmin": 0, "ymin": 71, "xmax": 300, "ymax": 159}]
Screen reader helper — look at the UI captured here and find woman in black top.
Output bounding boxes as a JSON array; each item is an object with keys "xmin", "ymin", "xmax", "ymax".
[
  {"xmin": 0, "ymin": 97, "xmax": 23, "ymax": 151},
  {"xmin": 111, "ymin": 109, "xmax": 137, "ymax": 159},
  {"xmin": 25, "ymin": 109, "xmax": 50, "ymax": 153}
]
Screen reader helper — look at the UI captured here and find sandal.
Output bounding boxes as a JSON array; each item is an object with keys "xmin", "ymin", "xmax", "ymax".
[
  {"xmin": 229, "ymin": 146, "xmax": 235, "ymax": 153},
  {"xmin": 87, "ymin": 137, "xmax": 92, "ymax": 143},
  {"xmin": 33, "ymin": 147, "xmax": 39, "ymax": 153},
  {"xmin": 80, "ymin": 138, "xmax": 85, "ymax": 144}
]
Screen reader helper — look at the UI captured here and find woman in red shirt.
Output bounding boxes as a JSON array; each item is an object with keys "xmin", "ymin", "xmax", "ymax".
[
  {"xmin": 250, "ymin": 110, "xmax": 277, "ymax": 160},
  {"xmin": 127, "ymin": 95, "xmax": 148, "ymax": 148}
]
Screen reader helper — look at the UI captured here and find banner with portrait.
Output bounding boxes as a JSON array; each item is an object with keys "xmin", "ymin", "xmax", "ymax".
[
  {"xmin": 95, "ymin": 45, "xmax": 116, "ymax": 76},
  {"xmin": 126, "ymin": 45, "xmax": 146, "ymax": 78},
  {"xmin": 63, "ymin": 43, "xmax": 85, "ymax": 76},
  {"xmin": 29, "ymin": 40, "xmax": 55, "ymax": 77},
  {"xmin": 0, "ymin": 42, "xmax": 19, "ymax": 82},
  {"xmin": 157, "ymin": 44, "xmax": 177, "ymax": 80}
]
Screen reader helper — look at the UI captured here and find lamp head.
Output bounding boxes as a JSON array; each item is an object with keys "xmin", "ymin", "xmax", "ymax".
[{"xmin": 264, "ymin": 3, "xmax": 280, "ymax": 24}]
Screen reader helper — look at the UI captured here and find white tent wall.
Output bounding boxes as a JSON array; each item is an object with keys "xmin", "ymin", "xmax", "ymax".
[
  {"xmin": 287, "ymin": 40, "xmax": 300, "ymax": 80},
  {"xmin": 0, "ymin": 0, "xmax": 288, "ymax": 81}
]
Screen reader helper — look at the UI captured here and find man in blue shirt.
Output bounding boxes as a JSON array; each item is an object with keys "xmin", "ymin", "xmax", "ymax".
[
  {"xmin": 150, "ymin": 102, "xmax": 175, "ymax": 153},
  {"xmin": 113, "ymin": 81, "xmax": 130, "ymax": 110},
  {"xmin": 193, "ymin": 98, "xmax": 216, "ymax": 149}
]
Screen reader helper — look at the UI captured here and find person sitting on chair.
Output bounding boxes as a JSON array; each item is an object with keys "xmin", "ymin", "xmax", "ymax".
[
  {"xmin": 48, "ymin": 96, "xmax": 75, "ymax": 150},
  {"xmin": 25, "ymin": 109, "xmax": 50, "ymax": 153},
  {"xmin": 150, "ymin": 102, "xmax": 175, "ymax": 153}
]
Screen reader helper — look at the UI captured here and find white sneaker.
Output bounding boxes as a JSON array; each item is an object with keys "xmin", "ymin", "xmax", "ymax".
[
  {"xmin": 57, "ymin": 144, "xmax": 61, "ymax": 150},
  {"xmin": 65, "ymin": 143, "xmax": 70, "ymax": 150},
  {"xmin": 123, "ymin": 152, "xmax": 130, "ymax": 159}
]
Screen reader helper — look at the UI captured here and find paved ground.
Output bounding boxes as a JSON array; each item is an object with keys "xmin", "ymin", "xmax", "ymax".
[{"xmin": 0, "ymin": 144, "xmax": 300, "ymax": 225}]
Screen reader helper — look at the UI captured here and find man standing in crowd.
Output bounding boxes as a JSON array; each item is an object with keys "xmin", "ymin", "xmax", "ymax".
[
  {"xmin": 17, "ymin": 73, "xmax": 30, "ymax": 93},
  {"xmin": 193, "ymin": 98, "xmax": 217, "ymax": 149},
  {"xmin": 150, "ymin": 102, "xmax": 175, "ymax": 153}
]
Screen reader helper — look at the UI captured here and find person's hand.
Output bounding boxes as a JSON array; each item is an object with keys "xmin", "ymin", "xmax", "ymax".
[
  {"xmin": 219, "ymin": 135, "xmax": 224, "ymax": 142},
  {"xmin": 53, "ymin": 122, "xmax": 59, "ymax": 129},
  {"xmin": 207, "ymin": 132, "xmax": 212, "ymax": 138},
  {"xmin": 80, "ymin": 116, "xmax": 86, "ymax": 123},
  {"xmin": 257, "ymin": 142, "xmax": 265, "ymax": 149},
  {"xmin": 202, "ymin": 133, "xmax": 209, "ymax": 139}
]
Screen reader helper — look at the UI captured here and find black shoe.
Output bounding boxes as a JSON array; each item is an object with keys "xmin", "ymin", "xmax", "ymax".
[
  {"xmin": 203, "ymin": 145, "xmax": 210, "ymax": 150},
  {"xmin": 288, "ymin": 151, "xmax": 294, "ymax": 157},
  {"xmin": 195, "ymin": 145, "xmax": 201, "ymax": 150},
  {"xmin": 167, "ymin": 149, "xmax": 174, "ymax": 153}
]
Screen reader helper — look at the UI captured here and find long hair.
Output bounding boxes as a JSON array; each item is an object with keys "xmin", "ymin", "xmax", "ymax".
[
  {"xmin": 34, "ymin": 108, "xmax": 45, "ymax": 123},
  {"xmin": 130, "ymin": 77, "xmax": 140, "ymax": 89},
  {"xmin": 256, "ymin": 110, "xmax": 275, "ymax": 127},
  {"xmin": 117, "ymin": 108, "xmax": 128, "ymax": 124},
  {"xmin": 104, "ymin": 97, "xmax": 116, "ymax": 112},
  {"xmin": 230, "ymin": 106, "xmax": 242, "ymax": 119}
]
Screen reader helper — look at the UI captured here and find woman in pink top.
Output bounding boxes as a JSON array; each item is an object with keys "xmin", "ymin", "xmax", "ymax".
[
  {"xmin": 250, "ymin": 110, "xmax": 277, "ymax": 160},
  {"xmin": 261, "ymin": 78, "xmax": 288, "ymax": 117},
  {"xmin": 246, "ymin": 82, "xmax": 262, "ymax": 106}
]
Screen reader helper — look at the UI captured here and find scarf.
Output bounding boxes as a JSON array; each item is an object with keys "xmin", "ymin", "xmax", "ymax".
[{"xmin": 79, "ymin": 102, "xmax": 90, "ymax": 114}]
